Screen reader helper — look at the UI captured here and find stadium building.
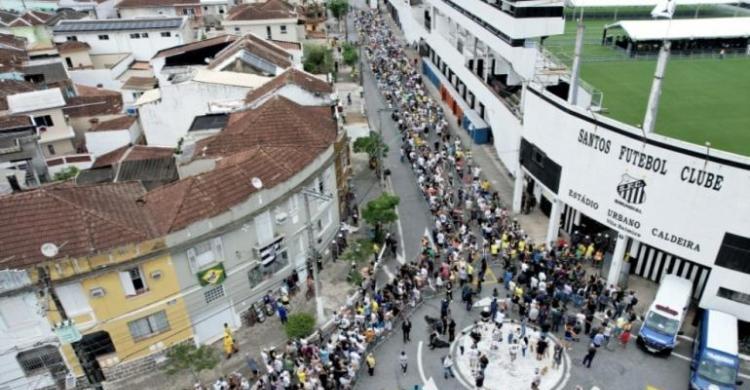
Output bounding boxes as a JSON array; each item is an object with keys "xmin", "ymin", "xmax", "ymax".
[{"xmin": 384, "ymin": 0, "xmax": 750, "ymax": 329}]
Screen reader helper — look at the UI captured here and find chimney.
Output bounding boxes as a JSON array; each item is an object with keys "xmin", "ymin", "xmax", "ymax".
[{"xmin": 6, "ymin": 175, "xmax": 22, "ymax": 193}]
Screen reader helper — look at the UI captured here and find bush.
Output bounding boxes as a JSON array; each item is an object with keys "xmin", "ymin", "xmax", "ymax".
[
  {"xmin": 303, "ymin": 44, "xmax": 333, "ymax": 75},
  {"xmin": 347, "ymin": 269, "xmax": 364, "ymax": 286},
  {"xmin": 285, "ymin": 313, "xmax": 316, "ymax": 339},
  {"xmin": 162, "ymin": 343, "xmax": 219, "ymax": 382},
  {"xmin": 340, "ymin": 239, "xmax": 375, "ymax": 263},
  {"xmin": 53, "ymin": 166, "xmax": 79, "ymax": 181},
  {"xmin": 342, "ymin": 42, "xmax": 358, "ymax": 68}
]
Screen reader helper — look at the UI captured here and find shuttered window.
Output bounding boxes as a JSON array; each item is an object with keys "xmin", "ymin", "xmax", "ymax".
[{"xmin": 127, "ymin": 311, "xmax": 170, "ymax": 341}]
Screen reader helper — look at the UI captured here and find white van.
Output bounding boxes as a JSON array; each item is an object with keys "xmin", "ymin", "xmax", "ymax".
[{"xmin": 637, "ymin": 274, "xmax": 692, "ymax": 355}]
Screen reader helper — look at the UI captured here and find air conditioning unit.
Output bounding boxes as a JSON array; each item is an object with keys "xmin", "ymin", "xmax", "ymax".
[
  {"xmin": 90, "ymin": 287, "xmax": 106, "ymax": 298},
  {"xmin": 275, "ymin": 212, "xmax": 288, "ymax": 224},
  {"xmin": 150, "ymin": 270, "xmax": 163, "ymax": 280}
]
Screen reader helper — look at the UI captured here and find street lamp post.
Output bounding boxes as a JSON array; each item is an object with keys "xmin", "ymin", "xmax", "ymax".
[{"xmin": 301, "ymin": 187, "xmax": 333, "ymax": 325}]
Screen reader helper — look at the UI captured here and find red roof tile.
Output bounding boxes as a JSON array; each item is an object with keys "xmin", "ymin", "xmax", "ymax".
[
  {"xmin": 0, "ymin": 115, "xmax": 33, "ymax": 130},
  {"xmin": 0, "ymin": 181, "xmax": 157, "ymax": 269},
  {"xmin": 89, "ymin": 115, "xmax": 137, "ymax": 132},
  {"xmin": 64, "ymin": 85, "xmax": 123, "ymax": 118},
  {"xmin": 196, "ymin": 95, "xmax": 336, "ymax": 159},
  {"xmin": 244, "ymin": 68, "xmax": 332, "ymax": 104},
  {"xmin": 56, "ymin": 41, "xmax": 90, "ymax": 53},
  {"xmin": 226, "ymin": 0, "xmax": 296, "ymax": 21},
  {"xmin": 117, "ymin": 0, "xmax": 199, "ymax": 7},
  {"xmin": 208, "ymin": 33, "xmax": 292, "ymax": 70},
  {"xmin": 93, "ymin": 145, "xmax": 174, "ymax": 168},
  {"xmin": 0, "ymin": 79, "xmax": 37, "ymax": 111}
]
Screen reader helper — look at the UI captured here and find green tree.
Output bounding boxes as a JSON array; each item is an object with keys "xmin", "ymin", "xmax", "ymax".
[
  {"xmin": 303, "ymin": 43, "xmax": 334, "ymax": 75},
  {"xmin": 162, "ymin": 343, "xmax": 219, "ymax": 383},
  {"xmin": 362, "ymin": 193, "xmax": 399, "ymax": 242},
  {"xmin": 340, "ymin": 238, "xmax": 375, "ymax": 263},
  {"xmin": 327, "ymin": 0, "xmax": 350, "ymax": 28},
  {"xmin": 352, "ymin": 132, "xmax": 388, "ymax": 172},
  {"xmin": 342, "ymin": 42, "xmax": 358, "ymax": 68},
  {"xmin": 53, "ymin": 166, "xmax": 79, "ymax": 181},
  {"xmin": 285, "ymin": 313, "xmax": 316, "ymax": 339}
]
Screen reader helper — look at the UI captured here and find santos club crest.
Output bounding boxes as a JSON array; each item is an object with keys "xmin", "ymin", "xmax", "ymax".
[{"xmin": 616, "ymin": 174, "xmax": 646, "ymax": 204}]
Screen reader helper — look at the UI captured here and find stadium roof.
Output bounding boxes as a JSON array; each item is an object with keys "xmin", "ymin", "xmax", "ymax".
[
  {"xmin": 53, "ymin": 17, "xmax": 185, "ymax": 33},
  {"xmin": 566, "ymin": 0, "xmax": 747, "ymax": 7},
  {"xmin": 607, "ymin": 17, "xmax": 750, "ymax": 41}
]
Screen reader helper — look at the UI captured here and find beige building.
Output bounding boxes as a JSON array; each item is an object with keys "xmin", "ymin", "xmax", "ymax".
[{"xmin": 6, "ymin": 88, "xmax": 75, "ymax": 158}]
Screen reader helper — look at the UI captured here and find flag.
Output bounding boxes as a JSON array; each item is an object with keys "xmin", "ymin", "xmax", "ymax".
[{"xmin": 651, "ymin": 0, "xmax": 676, "ymax": 19}]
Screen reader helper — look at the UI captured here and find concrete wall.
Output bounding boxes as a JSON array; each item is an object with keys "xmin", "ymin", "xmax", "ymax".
[
  {"xmin": 139, "ymin": 81, "xmax": 252, "ymax": 147},
  {"xmin": 54, "ymin": 28, "xmax": 188, "ymax": 61},
  {"xmin": 62, "ymin": 51, "xmax": 93, "ymax": 70},
  {"xmin": 0, "ymin": 292, "xmax": 61, "ymax": 390},
  {"xmin": 85, "ymin": 127, "xmax": 136, "ymax": 157},
  {"xmin": 223, "ymin": 19, "xmax": 300, "ymax": 42},
  {"xmin": 119, "ymin": 7, "xmax": 177, "ymax": 18},
  {"xmin": 166, "ymin": 149, "xmax": 339, "ymax": 343}
]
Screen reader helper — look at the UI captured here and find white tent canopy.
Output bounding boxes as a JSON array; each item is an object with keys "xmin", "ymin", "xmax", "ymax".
[
  {"xmin": 606, "ymin": 17, "xmax": 750, "ymax": 41},
  {"xmin": 566, "ymin": 0, "xmax": 747, "ymax": 7}
]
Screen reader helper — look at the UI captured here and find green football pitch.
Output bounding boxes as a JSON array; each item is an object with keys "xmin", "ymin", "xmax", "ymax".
[{"xmin": 543, "ymin": 11, "xmax": 750, "ymax": 157}]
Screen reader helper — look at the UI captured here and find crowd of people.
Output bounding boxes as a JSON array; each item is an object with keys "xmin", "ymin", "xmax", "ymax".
[
  {"xmin": 356, "ymin": 7, "xmax": 643, "ymax": 389},
  {"xmin": 209, "ymin": 6, "xmax": 644, "ymax": 390}
]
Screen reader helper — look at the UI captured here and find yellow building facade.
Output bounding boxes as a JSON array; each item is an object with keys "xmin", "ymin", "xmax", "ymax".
[{"xmin": 33, "ymin": 239, "xmax": 193, "ymax": 380}]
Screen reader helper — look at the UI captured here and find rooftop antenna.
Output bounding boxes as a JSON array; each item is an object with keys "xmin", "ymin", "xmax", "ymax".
[
  {"xmin": 41, "ymin": 243, "xmax": 59, "ymax": 258},
  {"xmin": 251, "ymin": 177, "xmax": 263, "ymax": 190}
]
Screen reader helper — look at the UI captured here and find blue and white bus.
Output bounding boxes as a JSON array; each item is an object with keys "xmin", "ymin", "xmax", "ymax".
[{"xmin": 690, "ymin": 309, "xmax": 743, "ymax": 390}]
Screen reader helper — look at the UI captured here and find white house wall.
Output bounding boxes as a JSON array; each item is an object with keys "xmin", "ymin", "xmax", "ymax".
[
  {"xmin": 119, "ymin": 7, "xmax": 178, "ymax": 18},
  {"xmin": 54, "ymin": 30, "xmax": 188, "ymax": 61},
  {"xmin": 166, "ymin": 151, "xmax": 339, "ymax": 343},
  {"xmin": 140, "ymin": 81, "xmax": 252, "ymax": 147},
  {"xmin": 85, "ymin": 129, "xmax": 132, "ymax": 157}
]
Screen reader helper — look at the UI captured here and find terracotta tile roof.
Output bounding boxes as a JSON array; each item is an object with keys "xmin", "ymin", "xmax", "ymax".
[
  {"xmin": 207, "ymin": 33, "xmax": 292, "ymax": 70},
  {"xmin": 0, "ymin": 46, "xmax": 29, "ymax": 73},
  {"xmin": 0, "ymin": 11, "xmax": 17, "ymax": 27},
  {"xmin": 117, "ymin": 0, "xmax": 199, "ymax": 7},
  {"xmin": 64, "ymin": 85, "xmax": 123, "ymax": 118},
  {"xmin": 0, "ymin": 181, "xmax": 157, "ymax": 269},
  {"xmin": 244, "ymin": 68, "xmax": 332, "ymax": 104},
  {"xmin": 0, "ymin": 33, "xmax": 27, "ymax": 51},
  {"xmin": 196, "ymin": 95, "xmax": 336, "ymax": 159},
  {"xmin": 153, "ymin": 34, "xmax": 238, "ymax": 59},
  {"xmin": 0, "ymin": 79, "xmax": 37, "ymax": 112},
  {"xmin": 121, "ymin": 76, "xmax": 157, "ymax": 91},
  {"xmin": 56, "ymin": 41, "xmax": 90, "ymax": 53},
  {"xmin": 144, "ymin": 144, "xmax": 322, "ymax": 233},
  {"xmin": 226, "ymin": 0, "xmax": 296, "ymax": 21},
  {"xmin": 8, "ymin": 11, "xmax": 53, "ymax": 27},
  {"xmin": 268, "ymin": 39, "xmax": 301, "ymax": 51},
  {"xmin": 0, "ymin": 115, "xmax": 33, "ymax": 131},
  {"xmin": 89, "ymin": 115, "xmax": 137, "ymax": 132},
  {"xmin": 93, "ymin": 145, "xmax": 174, "ymax": 168}
]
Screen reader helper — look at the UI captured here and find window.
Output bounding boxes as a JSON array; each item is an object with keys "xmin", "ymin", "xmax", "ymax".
[
  {"xmin": 141, "ymin": 32, "xmax": 149, "ymax": 38},
  {"xmin": 248, "ymin": 250, "xmax": 289, "ymax": 288},
  {"xmin": 65, "ymin": 57, "xmax": 73, "ymax": 68},
  {"xmin": 203, "ymin": 285, "xmax": 225, "ymax": 303},
  {"xmin": 186, "ymin": 237, "xmax": 224, "ymax": 273},
  {"xmin": 160, "ymin": 31, "xmax": 171, "ymax": 37},
  {"xmin": 715, "ymin": 233, "xmax": 750, "ymax": 274},
  {"xmin": 219, "ymin": 7, "xmax": 225, "ymax": 13},
  {"xmin": 317, "ymin": 176, "xmax": 326, "ymax": 194},
  {"xmin": 234, "ymin": 27, "xmax": 240, "ymax": 32},
  {"xmin": 255, "ymin": 211, "xmax": 274, "ymax": 246},
  {"xmin": 33, "ymin": 115, "xmax": 53, "ymax": 127},
  {"xmin": 280, "ymin": 25, "xmax": 288, "ymax": 34},
  {"xmin": 288, "ymin": 193, "xmax": 299, "ymax": 215},
  {"xmin": 717, "ymin": 287, "xmax": 750, "ymax": 305},
  {"xmin": 97, "ymin": 34, "xmax": 109, "ymax": 40},
  {"xmin": 16, "ymin": 346, "xmax": 63, "ymax": 376},
  {"xmin": 46, "ymin": 144, "xmax": 56, "ymax": 155},
  {"xmin": 129, "ymin": 33, "xmax": 141, "ymax": 39},
  {"xmin": 266, "ymin": 26, "xmax": 272, "ymax": 39},
  {"xmin": 66, "ymin": 36, "xmax": 77, "ymax": 41},
  {"xmin": 119, "ymin": 267, "xmax": 147, "ymax": 296},
  {"xmin": 127, "ymin": 311, "xmax": 169, "ymax": 341},
  {"xmin": 56, "ymin": 283, "xmax": 91, "ymax": 317},
  {"xmin": 0, "ymin": 295, "xmax": 33, "ymax": 329}
]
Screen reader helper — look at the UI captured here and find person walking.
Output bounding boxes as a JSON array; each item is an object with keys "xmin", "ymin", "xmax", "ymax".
[
  {"xmin": 277, "ymin": 305, "xmax": 288, "ymax": 325},
  {"xmin": 399, "ymin": 351, "xmax": 408, "ymax": 375},
  {"xmin": 366, "ymin": 353, "xmax": 376, "ymax": 376},
  {"xmin": 442, "ymin": 355, "xmax": 455, "ymax": 379},
  {"xmin": 448, "ymin": 318, "xmax": 457, "ymax": 342},
  {"xmin": 402, "ymin": 319, "xmax": 412, "ymax": 343},
  {"xmin": 223, "ymin": 323, "xmax": 238, "ymax": 359},
  {"xmin": 582, "ymin": 343, "xmax": 597, "ymax": 368}
]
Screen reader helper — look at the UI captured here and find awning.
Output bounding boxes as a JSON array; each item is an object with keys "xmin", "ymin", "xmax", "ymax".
[{"xmin": 606, "ymin": 17, "xmax": 750, "ymax": 41}]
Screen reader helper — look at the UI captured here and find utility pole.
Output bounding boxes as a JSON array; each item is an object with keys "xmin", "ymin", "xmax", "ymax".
[
  {"xmin": 40, "ymin": 245, "xmax": 103, "ymax": 390},
  {"xmin": 642, "ymin": 40, "xmax": 671, "ymax": 134},
  {"xmin": 568, "ymin": 15, "xmax": 585, "ymax": 105},
  {"xmin": 301, "ymin": 188, "xmax": 333, "ymax": 325}
]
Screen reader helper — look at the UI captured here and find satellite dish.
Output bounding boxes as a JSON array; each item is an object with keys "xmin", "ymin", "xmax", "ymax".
[
  {"xmin": 41, "ymin": 243, "xmax": 59, "ymax": 258},
  {"xmin": 251, "ymin": 177, "xmax": 263, "ymax": 190}
]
